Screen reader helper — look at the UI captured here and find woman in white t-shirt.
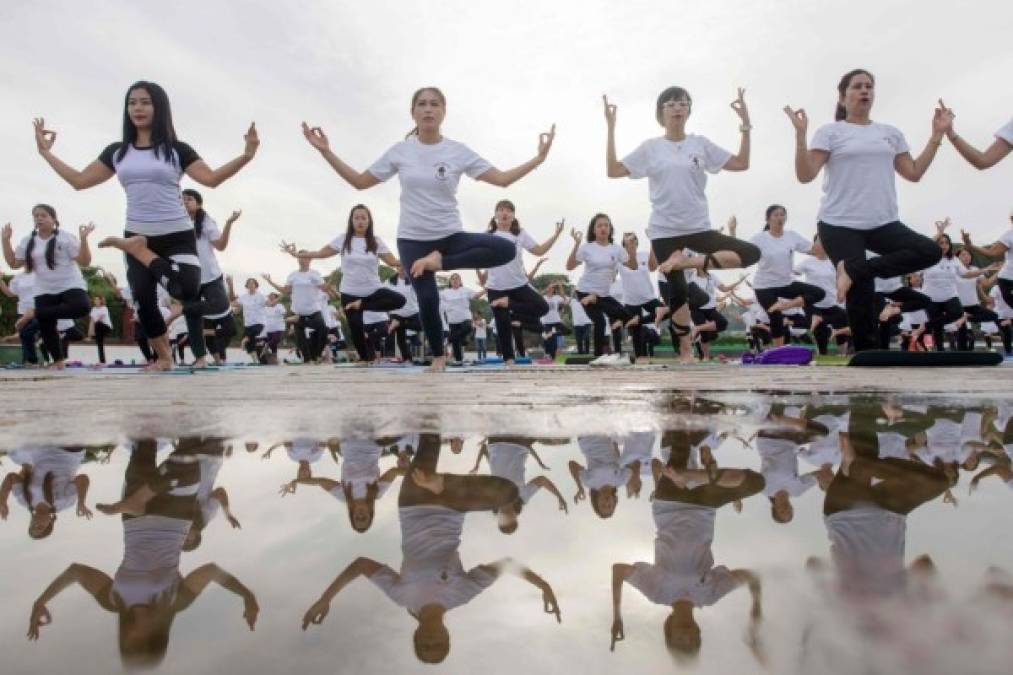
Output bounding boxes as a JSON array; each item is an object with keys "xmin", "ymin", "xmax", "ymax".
[
  {"xmin": 618, "ymin": 233, "xmax": 664, "ymax": 363},
  {"xmin": 540, "ymin": 282, "xmax": 572, "ymax": 359},
  {"xmin": 785, "ymin": 68, "xmax": 951, "ymax": 351},
  {"xmin": 954, "ymin": 247, "xmax": 1000, "ymax": 350},
  {"xmin": 34, "ymin": 81, "xmax": 258, "ymax": 371},
  {"xmin": 4, "ymin": 272, "xmax": 40, "ymax": 364},
  {"xmin": 748, "ymin": 205, "xmax": 827, "ymax": 347},
  {"xmin": 794, "ymin": 235, "xmax": 852, "ymax": 355},
  {"xmin": 568, "ymin": 288, "xmax": 593, "ymax": 354},
  {"xmin": 388, "ymin": 266, "xmax": 422, "ymax": 362},
  {"xmin": 284, "ymin": 204, "xmax": 404, "ymax": 363},
  {"xmin": 961, "ymin": 214, "xmax": 1013, "ymax": 324},
  {"xmin": 439, "ymin": 273, "xmax": 483, "ymax": 363},
  {"xmin": 1, "ymin": 205, "xmax": 93, "ymax": 370},
  {"xmin": 920, "ymin": 233, "xmax": 970, "ymax": 352},
  {"xmin": 944, "ymin": 110, "xmax": 1012, "ymax": 169},
  {"xmin": 605, "ymin": 87, "xmax": 761, "ymax": 363},
  {"xmin": 0, "ymin": 445, "xmax": 92, "ymax": 539},
  {"xmin": 231, "ymin": 278, "xmax": 268, "ymax": 361},
  {"xmin": 565, "ymin": 214, "xmax": 637, "ymax": 357},
  {"xmin": 261, "ymin": 292, "xmax": 288, "ymax": 358},
  {"xmin": 180, "ymin": 188, "xmax": 240, "ymax": 368},
  {"xmin": 263, "ymin": 260, "xmax": 330, "ymax": 363},
  {"xmin": 473, "ymin": 315, "xmax": 488, "ymax": 361},
  {"xmin": 478, "ymin": 200, "xmax": 563, "ymax": 364},
  {"xmin": 87, "ymin": 295, "xmax": 114, "ymax": 364},
  {"xmin": 303, "ymin": 87, "xmax": 555, "ymax": 371}
]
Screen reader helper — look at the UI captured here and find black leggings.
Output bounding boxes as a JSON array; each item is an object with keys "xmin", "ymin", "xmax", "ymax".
[
  {"xmin": 183, "ymin": 276, "xmax": 231, "ymax": 360},
  {"xmin": 625, "ymin": 299, "xmax": 664, "ymax": 357},
  {"xmin": 60, "ymin": 326, "xmax": 84, "ymax": 360},
  {"xmin": 690, "ymin": 307, "xmax": 728, "ymax": 345},
  {"xmin": 34, "ymin": 289, "xmax": 90, "ymax": 362},
  {"xmin": 341, "ymin": 289, "xmax": 406, "ymax": 361},
  {"xmin": 926, "ymin": 298, "xmax": 964, "ymax": 352},
  {"xmin": 575, "ymin": 292, "xmax": 630, "ymax": 356},
  {"xmin": 205, "ymin": 313, "xmax": 238, "ymax": 361},
  {"xmin": 397, "ymin": 233, "xmax": 514, "ymax": 358},
  {"xmin": 93, "ymin": 322, "xmax": 111, "ymax": 364},
  {"xmin": 651, "ymin": 231, "xmax": 760, "ymax": 324},
  {"xmin": 132, "ymin": 320, "xmax": 154, "ymax": 362},
  {"xmin": 812, "ymin": 305, "xmax": 850, "ymax": 355},
  {"xmin": 447, "ymin": 320, "xmax": 473, "ymax": 362},
  {"xmin": 817, "ymin": 221, "xmax": 942, "ymax": 351},
  {"xmin": 877, "ymin": 287, "xmax": 936, "ymax": 349},
  {"xmin": 487, "ymin": 285, "xmax": 550, "ymax": 361},
  {"xmin": 296, "ymin": 312, "xmax": 328, "ymax": 362},
  {"xmin": 125, "ymin": 228, "xmax": 202, "ymax": 339},
  {"xmin": 391, "ymin": 313, "xmax": 421, "ymax": 361},
  {"xmin": 242, "ymin": 324, "xmax": 264, "ymax": 355},
  {"xmin": 541, "ymin": 322, "xmax": 571, "ymax": 358},
  {"xmin": 18, "ymin": 317, "xmax": 40, "ymax": 364},
  {"xmin": 754, "ymin": 282, "xmax": 826, "ymax": 340},
  {"xmin": 959, "ymin": 304, "xmax": 1000, "ymax": 351},
  {"xmin": 574, "ymin": 324, "xmax": 591, "ymax": 354}
]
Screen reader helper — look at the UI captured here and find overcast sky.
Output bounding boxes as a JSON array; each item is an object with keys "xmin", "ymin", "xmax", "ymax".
[{"xmin": 1, "ymin": 0, "xmax": 1010, "ymax": 291}]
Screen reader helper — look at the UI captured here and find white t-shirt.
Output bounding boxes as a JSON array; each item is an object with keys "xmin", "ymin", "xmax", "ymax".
[
  {"xmin": 757, "ymin": 436, "xmax": 817, "ymax": 498},
  {"xmin": 626, "ymin": 501, "xmax": 738, "ymax": 608},
  {"xmin": 954, "ymin": 260, "xmax": 981, "ymax": 306},
  {"xmin": 237, "ymin": 291, "xmax": 267, "ymax": 326},
  {"xmin": 328, "ymin": 438, "xmax": 395, "ymax": 501},
  {"xmin": 367, "ymin": 137, "xmax": 493, "ymax": 240},
  {"xmin": 369, "ymin": 505, "xmax": 498, "ymax": 614},
  {"xmin": 389, "ymin": 277, "xmax": 419, "ymax": 317},
  {"xmin": 750, "ymin": 230, "xmax": 812, "ymax": 289},
  {"xmin": 996, "ymin": 117, "xmax": 1013, "ymax": 146},
  {"xmin": 811, "ymin": 121, "xmax": 910, "ymax": 230},
  {"xmin": 363, "ymin": 310, "xmax": 388, "ymax": 325},
  {"xmin": 168, "ymin": 314, "xmax": 187, "ymax": 339},
  {"xmin": 98, "ymin": 141, "xmax": 200, "ymax": 235},
  {"xmin": 487, "ymin": 229, "xmax": 538, "ymax": 290},
  {"xmin": 321, "ymin": 297, "xmax": 339, "ymax": 329},
  {"xmin": 541, "ymin": 295, "xmax": 565, "ymax": 324},
  {"xmin": 330, "ymin": 234, "xmax": 391, "ymax": 296},
  {"xmin": 473, "ymin": 320, "xmax": 487, "ymax": 339},
  {"xmin": 10, "ymin": 273, "xmax": 36, "ymax": 314},
  {"xmin": 825, "ymin": 506, "xmax": 907, "ymax": 597},
  {"xmin": 569, "ymin": 293, "xmax": 593, "ymax": 326},
  {"xmin": 618, "ymin": 250, "xmax": 655, "ymax": 305},
  {"xmin": 264, "ymin": 303, "xmax": 287, "ymax": 332},
  {"xmin": 621, "ymin": 135, "xmax": 732, "ymax": 238},
  {"xmin": 90, "ymin": 306, "xmax": 112, "ymax": 327},
  {"xmin": 795, "ymin": 257, "xmax": 840, "ymax": 309},
  {"xmin": 440, "ymin": 286, "xmax": 474, "ymax": 324},
  {"xmin": 920, "ymin": 257, "xmax": 959, "ymax": 303},
  {"xmin": 15, "ymin": 231, "xmax": 87, "ymax": 296},
  {"xmin": 9, "ymin": 446, "xmax": 83, "ymax": 512},
  {"xmin": 576, "ymin": 242, "xmax": 628, "ymax": 295},
  {"xmin": 996, "ymin": 230, "xmax": 1013, "ymax": 281},
  {"xmin": 875, "ymin": 275, "xmax": 903, "ymax": 293},
  {"xmin": 286, "ymin": 270, "xmax": 324, "ymax": 315},
  {"xmin": 195, "ymin": 216, "xmax": 223, "ymax": 284},
  {"xmin": 286, "ymin": 438, "xmax": 323, "ymax": 464},
  {"xmin": 488, "ymin": 442, "xmax": 540, "ymax": 503},
  {"xmin": 577, "ymin": 435, "xmax": 630, "ymax": 489}
]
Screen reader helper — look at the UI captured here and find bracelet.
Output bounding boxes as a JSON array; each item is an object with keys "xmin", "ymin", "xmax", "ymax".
[{"xmin": 739, "ymin": 124, "xmax": 753, "ymax": 133}]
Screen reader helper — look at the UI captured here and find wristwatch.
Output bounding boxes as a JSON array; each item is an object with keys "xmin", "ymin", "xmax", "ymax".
[{"xmin": 739, "ymin": 124, "xmax": 753, "ymax": 133}]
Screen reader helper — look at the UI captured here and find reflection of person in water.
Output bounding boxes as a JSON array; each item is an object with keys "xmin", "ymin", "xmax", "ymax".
[
  {"xmin": 182, "ymin": 437, "xmax": 242, "ymax": 551},
  {"xmin": 0, "ymin": 444, "xmax": 92, "ymax": 539},
  {"xmin": 280, "ymin": 435, "xmax": 408, "ymax": 533},
  {"xmin": 569, "ymin": 435, "xmax": 643, "ymax": 519},
  {"xmin": 26, "ymin": 439, "xmax": 258, "ymax": 670},
  {"xmin": 610, "ymin": 429, "xmax": 766, "ymax": 665},
  {"xmin": 755, "ymin": 403, "xmax": 831, "ymax": 524},
  {"xmin": 301, "ymin": 434, "xmax": 561, "ymax": 664},
  {"xmin": 469, "ymin": 435, "xmax": 568, "ymax": 532}
]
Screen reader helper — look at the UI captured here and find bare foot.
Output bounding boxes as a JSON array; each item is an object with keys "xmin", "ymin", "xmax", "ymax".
[
  {"xmin": 427, "ymin": 355, "xmax": 447, "ymax": 373},
  {"xmin": 47, "ymin": 360, "xmax": 66, "ymax": 370},
  {"xmin": 410, "ymin": 250, "xmax": 443, "ymax": 278},
  {"xmin": 879, "ymin": 304, "xmax": 901, "ymax": 322},
  {"xmin": 835, "ymin": 260, "xmax": 852, "ymax": 303},
  {"xmin": 658, "ymin": 251, "xmax": 690, "ymax": 275},
  {"xmin": 678, "ymin": 336, "xmax": 695, "ymax": 364},
  {"xmin": 14, "ymin": 310, "xmax": 35, "ymax": 331},
  {"xmin": 96, "ymin": 498, "xmax": 146, "ymax": 517},
  {"xmin": 144, "ymin": 359, "xmax": 172, "ymax": 372},
  {"xmin": 344, "ymin": 299, "xmax": 362, "ymax": 312},
  {"xmin": 490, "ymin": 297, "xmax": 509, "ymax": 309},
  {"xmin": 98, "ymin": 235, "xmax": 149, "ymax": 258},
  {"xmin": 635, "ymin": 356, "xmax": 651, "ymax": 365},
  {"xmin": 194, "ymin": 357, "xmax": 208, "ymax": 369}
]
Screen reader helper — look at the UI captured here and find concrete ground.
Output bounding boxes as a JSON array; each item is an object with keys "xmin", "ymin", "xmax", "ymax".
[{"xmin": 3, "ymin": 362, "xmax": 1011, "ymax": 444}]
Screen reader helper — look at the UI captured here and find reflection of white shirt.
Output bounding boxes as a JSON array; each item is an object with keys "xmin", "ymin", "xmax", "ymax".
[
  {"xmin": 757, "ymin": 436, "xmax": 816, "ymax": 498},
  {"xmin": 627, "ymin": 501, "xmax": 738, "ymax": 607},
  {"xmin": 329, "ymin": 438, "xmax": 394, "ymax": 501},
  {"xmin": 577, "ymin": 436, "xmax": 629, "ymax": 489},
  {"xmin": 488, "ymin": 442, "xmax": 539, "ymax": 503},
  {"xmin": 9, "ymin": 446, "xmax": 83, "ymax": 512},
  {"xmin": 620, "ymin": 431, "xmax": 655, "ymax": 474},
  {"xmin": 825, "ymin": 505, "xmax": 906, "ymax": 597},
  {"xmin": 112, "ymin": 515, "xmax": 189, "ymax": 608},
  {"xmin": 799, "ymin": 413, "xmax": 847, "ymax": 467},
  {"xmin": 286, "ymin": 438, "xmax": 323, "ymax": 463},
  {"xmin": 368, "ymin": 505, "xmax": 498, "ymax": 614}
]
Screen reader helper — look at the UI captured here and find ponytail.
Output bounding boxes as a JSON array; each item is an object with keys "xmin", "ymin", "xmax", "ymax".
[{"xmin": 834, "ymin": 102, "xmax": 847, "ymax": 122}]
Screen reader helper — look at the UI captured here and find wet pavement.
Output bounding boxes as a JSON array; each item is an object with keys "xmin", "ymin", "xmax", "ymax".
[{"xmin": 3, "ymin": 373, "xmax": 1013, "ymax": 674}]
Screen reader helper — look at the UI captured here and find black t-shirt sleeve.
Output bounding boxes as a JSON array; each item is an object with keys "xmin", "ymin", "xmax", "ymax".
[
  {"xmin": 98, "ymin": 142, "xmax": 122, "ymax": 170},
  {"xmin": 173, "ymin": 141, "xmax": 201, "ymax": 170}
]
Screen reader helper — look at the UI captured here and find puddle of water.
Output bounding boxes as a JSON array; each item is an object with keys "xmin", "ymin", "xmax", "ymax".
[{"xmin": 2, "ymin": 393, "xmax": 1012, "ymax": 674}]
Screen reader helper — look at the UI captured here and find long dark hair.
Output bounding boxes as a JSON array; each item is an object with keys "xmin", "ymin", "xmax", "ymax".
[
  {"xmin": 835, "ymin": 69, "xmax": 874, "ymax": 121},
  {"xmin": 25, "ymin": 468, "xmax": 57, "ymax": 539},
  {"xmin": 342, "ymin": 204, "xmax": 378, "ymax": 255},
  {"xmin": 487, "ymin": 199, "xmax": 520, "ymax": 235},
  {"xmin": 25, "ymin": 204, "xmax": 60, "ymax": 273},
  {"xmin": 182, "ymin": 189, "xmax": 206, "ymax": 238},
  {"xmin": 117, "ymin": 81, "xmax": 178, "ymax": 164},
  {"xmin": 405, "ymin": 87, "xmax": 446, "ymax": 139},
  {"xmin": 764, "ymin": 204, "xmax": 786, "ymax": 232},
  {"xmin": 937, "ymin": 233, "xmax": 954, "ymax": 259},
  {"xmin": 655, "ymin": 86, "xmax": 692, "ymax": 125},
  {"xmin": 586, "ymin": 213, "xmax": 614, "ymax": 243}
]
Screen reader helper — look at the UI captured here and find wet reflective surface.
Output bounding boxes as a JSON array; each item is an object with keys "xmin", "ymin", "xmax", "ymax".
[{"xmin": 4, "ymin": 394, "xmax": 1013, "ymax": 674}]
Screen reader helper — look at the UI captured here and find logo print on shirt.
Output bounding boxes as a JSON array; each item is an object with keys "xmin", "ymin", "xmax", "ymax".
[
  {"xmin": 434, "ymin": 163, "xmax": 449, "ymax": 181},
  {"xmin": 691, "ymin": 155, "xmax": 701, "ymax": 170}
]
